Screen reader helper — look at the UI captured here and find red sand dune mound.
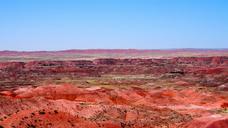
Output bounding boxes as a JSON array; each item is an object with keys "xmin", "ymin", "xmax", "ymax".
[{"xmin": 0, "ymin": 84, "xmax": 227, "ymax": 128}]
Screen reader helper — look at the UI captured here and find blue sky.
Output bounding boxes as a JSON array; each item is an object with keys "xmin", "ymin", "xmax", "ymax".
[{"xmin": 0, "ymin": 0, "xmax": 227, "ymax": 51}]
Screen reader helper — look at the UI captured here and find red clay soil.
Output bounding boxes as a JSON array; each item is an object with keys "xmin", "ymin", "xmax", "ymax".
[{"xmin": 0, "ymin": 84, "xmax": 227, "ymax": 128}]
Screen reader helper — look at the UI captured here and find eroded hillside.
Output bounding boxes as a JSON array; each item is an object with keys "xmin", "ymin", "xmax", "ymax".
[{"xmin": 0, "ymin": 56, "xmax": 227, "ymax": 128}]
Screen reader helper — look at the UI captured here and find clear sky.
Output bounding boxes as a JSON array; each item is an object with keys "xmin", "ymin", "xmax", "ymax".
[{"xmin": 0, "ymin": 0, "xmax": 227, "ymax": 51}]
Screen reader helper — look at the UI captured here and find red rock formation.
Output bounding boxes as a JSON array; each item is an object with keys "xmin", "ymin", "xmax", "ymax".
[{"xmin": 0, "ymin": 56, "xmax": 227, "ymax": 127}]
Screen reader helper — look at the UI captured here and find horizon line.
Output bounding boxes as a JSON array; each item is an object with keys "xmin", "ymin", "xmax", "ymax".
[{"xmin": 0, "ymin": 48, "xmax": 228, "ymax": 53}]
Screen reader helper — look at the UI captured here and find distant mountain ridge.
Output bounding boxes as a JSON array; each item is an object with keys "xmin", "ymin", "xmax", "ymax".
[{"xmin": 0, "ymin": 49, "xmax": 227, "ymax": 55}]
